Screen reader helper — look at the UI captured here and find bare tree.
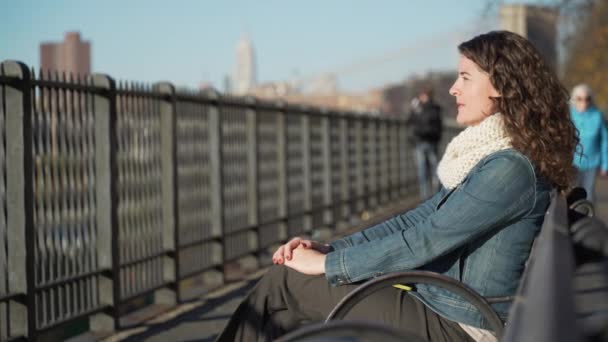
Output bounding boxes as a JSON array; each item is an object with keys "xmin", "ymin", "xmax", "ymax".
[{"xmin": 561, "ymin": 0, "xmax": 608, "ymax": 109}]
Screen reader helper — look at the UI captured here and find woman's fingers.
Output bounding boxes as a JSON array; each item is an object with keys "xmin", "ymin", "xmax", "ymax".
[
  {"xmin": 274, "ymin": 237, "xmax": 302, "ymax": 264},
  {"xmin": 284, "ymin": 238, "xmax": 302, "ymax": 261},
  {"xmin": 273, "ymin": 245, "xmax": 285, "ymax": 264},
  {"xmin": 273, "ymin": 237, "xmax": 322, "ymax": 264}
]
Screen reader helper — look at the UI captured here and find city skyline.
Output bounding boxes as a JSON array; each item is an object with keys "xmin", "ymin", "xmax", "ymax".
[{"xmin": 3, "ymin": 0, "xmax": 544, "ymax": 92}]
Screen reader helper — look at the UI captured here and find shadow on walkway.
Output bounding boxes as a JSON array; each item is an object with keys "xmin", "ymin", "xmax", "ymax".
[{"xmin": 120, "ymin": 277, "xmax": 260, "ymax": 342}]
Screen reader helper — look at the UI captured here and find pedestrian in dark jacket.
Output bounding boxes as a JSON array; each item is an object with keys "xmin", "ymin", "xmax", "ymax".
[{"xmin": 407, "ymin": 88, "xmax": 443, "ymax": 198}]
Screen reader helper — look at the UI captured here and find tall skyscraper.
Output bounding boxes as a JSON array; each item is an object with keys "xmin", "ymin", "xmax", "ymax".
[
  {"xmin": 40, "ymin": 31, "xmax": 91, "ymax": 75},
  {"xmin": 233, "ymin": 35, "xmax": 257, "ymax": 95},
  {"xmin": 500, "ymin": 4, "xmax": 558, "ymax": 69}
]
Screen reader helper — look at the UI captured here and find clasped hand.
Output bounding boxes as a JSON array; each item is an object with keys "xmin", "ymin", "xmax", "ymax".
[{"xmin": 272, "ymin": 237, "xmax": 331, "ymax": 275}]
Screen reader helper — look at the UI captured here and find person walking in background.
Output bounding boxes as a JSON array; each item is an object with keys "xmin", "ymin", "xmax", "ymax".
[
  {"xmin": 570, "ymin": 84, "xmax": 608, "ymax": 202},
  {"xmin": 407, "ymin": 87, "xmax": 443, "ymax": 199}
]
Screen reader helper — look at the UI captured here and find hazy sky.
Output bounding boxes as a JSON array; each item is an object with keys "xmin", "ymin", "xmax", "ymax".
[{"xmin": 1, "ymin": 0, "xmax": 540, "ymax": 92}]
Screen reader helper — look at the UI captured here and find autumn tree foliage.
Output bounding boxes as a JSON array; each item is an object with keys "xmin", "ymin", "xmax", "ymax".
[{"xmin": 561, "ymin": 0, "xmax": 608, "ymax": 109}]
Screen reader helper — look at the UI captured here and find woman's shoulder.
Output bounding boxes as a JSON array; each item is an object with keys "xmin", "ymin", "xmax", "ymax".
[
  {"xmin": 460, "ymin": 149, "xmax": 539, "ymax": 208},
  {"xmin": 472, "ymin": 149, "xmax": 537, "ymax": 186},
  {"xmin": 480, "ymin": 149, "xmax": 535, "ymax": 173}
]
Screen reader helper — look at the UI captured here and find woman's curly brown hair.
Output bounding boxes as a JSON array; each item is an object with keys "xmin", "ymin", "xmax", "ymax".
[{"xmin": 458, "ymin": 30, "xmax": 578, "ymax": 191}]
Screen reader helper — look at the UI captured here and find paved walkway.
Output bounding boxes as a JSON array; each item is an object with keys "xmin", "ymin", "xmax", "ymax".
[
  {"xmin": 595, "ymin": 176, "xmax": 608, "ymax": 222},
  {"xmin": 102, "ymin": 273, "xmax": 261, "ymax": 342},
  {"xmin": 100, "ymin": 179, "xmax": 608, "ymax": 342}
]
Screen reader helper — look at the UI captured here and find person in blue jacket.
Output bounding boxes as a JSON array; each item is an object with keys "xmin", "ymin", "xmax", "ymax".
[
  {"xmin": 216, "ymin": 31, "xmax": 579, "ymax": 342},
  {"xmin": 570, "ymin": 84, "xmax": 608, "ymax": 202}
]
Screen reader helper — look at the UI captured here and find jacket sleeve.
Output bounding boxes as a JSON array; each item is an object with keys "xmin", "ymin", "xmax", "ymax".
[
  {"xmin": 600, "ymin": 113, "xmax": 608, "ymax": 172},
  {"xmin": 324, "ymin": 154, "xmax": 536, "ymax": 286},
  {"xmin": 330, "ymin": 188, "xmax": 447, "ymax": 251}
]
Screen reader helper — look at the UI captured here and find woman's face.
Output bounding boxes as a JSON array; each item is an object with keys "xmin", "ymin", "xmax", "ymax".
[
  {"xmin": 449, "ymin": 55, "xmax": 501, "ymax": 126},
  {"xmin": 573, "ymin": 90, "xmax": 591, "ymax": 112}
]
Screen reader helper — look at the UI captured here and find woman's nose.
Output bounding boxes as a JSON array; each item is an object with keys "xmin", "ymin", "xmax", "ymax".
[
  {"xmin": 449, "ymin": 85, "xmax": 458, "ymax": 96},
  {"xmin": 448, "ymin": 79, "xmax": 459, "ymax": 96}
]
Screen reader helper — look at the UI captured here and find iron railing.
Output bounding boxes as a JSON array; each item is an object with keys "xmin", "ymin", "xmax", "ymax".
[{"xmin": 0, "ymin": 60, "xmax": 460, "ymax": 341}]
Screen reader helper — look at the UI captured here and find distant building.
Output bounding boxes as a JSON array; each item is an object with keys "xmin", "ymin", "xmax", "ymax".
[
  {"xmin": 40, "ymin": 31, "xmax": 91, "ymax": 75},
  {"xmin": 382, "ymin": 83, "xmax": 409, "ymax": 116},
  {"xmin": 500, "ymin": 4, "xmax": 558, "ymax": 69},
  {"xmin": 223, "ymin": 74, "xmax": 232, "ymax": 94},
  {"xmin": 380, "ymin": 71, "xmax": 458, "ymax": 117},
  {"xmin": 251, "ymin": 81, "xmax": 295, "ymax": 98},
  {"xmin": 233, "ymin": 35, "xmax": 257, "ymax": 94},
  {"xmin": 307, "ymin": 74, "xmax": 338, "ymax": 94},
  {"xmin": 198, "ymin": 81, "xmax": 214, "ymax": 92},
  {"xmin": 250, "ymin": 81, "xmax": 383, "ymax": 114}
]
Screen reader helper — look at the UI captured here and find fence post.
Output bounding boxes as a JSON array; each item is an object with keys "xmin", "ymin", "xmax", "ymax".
[
  {"xmin": 2, "ymin": 60, "xmax": 34, "ymax": 339},
  {"xmin": 390, "ymin": 123, "xmax": 400, "ymax": 200},
  {"xmin": 276, "ymin": 101, "xmax": 288, "ymax": 241},
  {"xmin": 245, "ymin": 97, "xmax": 259, "ymax": 232},
  {"xmin": 398, "ymin": 120, "xmax": 407, "ymax": 197},
  {"xmin": 320, "ymin": 111, "xmax": 333, "ymax": 230},
  {"xmin": 153, "ymin": 82, "xmax": 178, "ymax": 304},
  {"xmin": 301, "ymin": 110, "xmax": 312, "ymax": 234},
  {"xmin": 89, "ymin": 73, "xmax": 118, "ymax": 332},
  {"xmin": 339, "ymin": 117, "xmax": 350, "ymax": 227},
  {"xmin": 379, "ymin": 121, "xmax": 389, "ymax": 204},
  {"xmin": 354, "ymin": 118, "xmax": 364, "ymax": 218},
  {"xmin": 244, "ymin": 96, "xmax": 260, "ymax": 270},
  {"xmin": 387, "ymin": 122, "xmax": 394, "ymax": 200},
  {"xmin": 206, "ymin": 91, "xmax": 225, "ymax": 283}
]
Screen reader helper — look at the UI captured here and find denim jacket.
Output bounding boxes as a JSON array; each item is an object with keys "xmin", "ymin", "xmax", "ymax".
[{"xmin": 324, "ymin": 149, "xmax": 552, "ymax": 329}]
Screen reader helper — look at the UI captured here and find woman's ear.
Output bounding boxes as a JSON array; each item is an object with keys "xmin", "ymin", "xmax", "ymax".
[{"xmin": 490, "ymin": 85, "xmax": 501, "ymax": 98}]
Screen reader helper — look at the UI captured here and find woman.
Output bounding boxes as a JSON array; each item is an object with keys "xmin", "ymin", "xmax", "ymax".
[
  {"xmin": 216, "ymin": 31, "xmax": 578, "ymax": 342},
  {"xmin": 570, "ymin": 84, "xmax": 608, "ymax": 203}
]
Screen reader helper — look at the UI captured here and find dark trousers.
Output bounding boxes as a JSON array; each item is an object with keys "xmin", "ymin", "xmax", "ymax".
[{"xmin": 216, "ymin": 265, "xmax": 474, "ymax": 342}]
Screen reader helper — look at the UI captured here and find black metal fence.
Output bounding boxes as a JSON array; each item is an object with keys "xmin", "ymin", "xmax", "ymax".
[{"xmin": 0, "ymin": 60, "xmax": 459, "ymax": 341}]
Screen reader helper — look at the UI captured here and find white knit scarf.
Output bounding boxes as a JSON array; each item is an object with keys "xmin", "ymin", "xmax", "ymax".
[{"xmin": 437, "ymin": 113, "xmax": 512, "ymax": 189}]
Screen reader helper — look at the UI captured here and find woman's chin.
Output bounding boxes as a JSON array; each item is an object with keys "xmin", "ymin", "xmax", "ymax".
[{"xmin": 456, "ymin": 113, "xmax": 467, "ymax": 126}]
